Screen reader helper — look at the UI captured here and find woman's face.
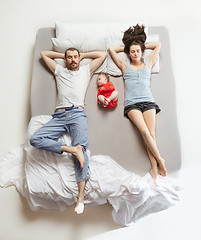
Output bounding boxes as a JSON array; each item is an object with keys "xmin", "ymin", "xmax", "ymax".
[{"xmin": 129, "ymin": 44, "xmax": 142, "ymax": 61}]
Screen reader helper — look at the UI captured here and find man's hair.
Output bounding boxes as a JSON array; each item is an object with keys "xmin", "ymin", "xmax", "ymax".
[
  {"xmin": 65, "ymin": 48, "xmax": 80, "ymax": 58},
  {"xmin": 122, "ymin": 24, "xmax": 146, "ymax": 54},
  {"xmin": 98, "ymin": 72, "xmax": 110, "ymax": 82}
]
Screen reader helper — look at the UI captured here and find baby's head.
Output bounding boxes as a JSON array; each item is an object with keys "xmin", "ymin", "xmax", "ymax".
[{"xmin": 97, "ymin": 73, "xmax": 110, "ymax": 87}]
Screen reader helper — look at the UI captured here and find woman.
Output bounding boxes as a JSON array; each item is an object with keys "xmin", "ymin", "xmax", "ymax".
[{"xmin": 109, "ymin": 24, "xmax": 167, "ymax": 183}]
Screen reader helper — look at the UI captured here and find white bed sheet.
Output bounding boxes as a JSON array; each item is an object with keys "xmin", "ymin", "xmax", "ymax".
[{"xmin": 0, "ymin": 115, "xmax": 180, "ymax": 226}]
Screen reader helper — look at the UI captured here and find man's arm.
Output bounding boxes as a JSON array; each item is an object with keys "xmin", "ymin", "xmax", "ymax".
[
  {"xmin": 40, "ymin": 51, "xmax": 65, "ymax": 74},
  {"xmin": 80, "ymin": 51, "xmax": 107, "ymax": 75}
]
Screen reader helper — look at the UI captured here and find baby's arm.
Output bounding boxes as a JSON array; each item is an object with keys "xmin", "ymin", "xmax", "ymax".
[{"xmin": 99, "ymin": 82, "xmax": 115, "ymax": 94}]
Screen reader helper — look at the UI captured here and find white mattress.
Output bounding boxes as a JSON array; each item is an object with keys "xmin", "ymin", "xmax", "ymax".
[{"xmin": 30, "ymin": 26, "xmax": 181, "ymax": 176}]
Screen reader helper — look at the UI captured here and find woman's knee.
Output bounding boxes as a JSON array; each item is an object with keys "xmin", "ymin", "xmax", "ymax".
[
  {"xmin": 140, "ymin": 129, "xmax": 156, "ymax": 142},
  {"xmin": 150, "ymin": 132, "xmax": 156, "ymax": 140},
  {"xmin": 140, "ymin": 128, "xmax": 151, "ymax": 139}
]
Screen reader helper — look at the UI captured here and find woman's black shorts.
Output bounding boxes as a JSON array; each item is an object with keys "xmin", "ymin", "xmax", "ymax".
[{"xmin": 124, "ymin": 102, "xmax": 161, "ymax": 118}]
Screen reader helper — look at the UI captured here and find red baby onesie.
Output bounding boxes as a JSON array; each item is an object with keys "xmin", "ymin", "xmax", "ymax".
[{"xmin": 97, "ymin": 82, "xmax": 118, "ymax": 108}]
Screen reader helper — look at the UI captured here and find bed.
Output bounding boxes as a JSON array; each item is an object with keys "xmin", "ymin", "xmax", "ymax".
[
  {"xmin": 0, "ymin": 23, "xmax": 181, "ymax": 226},
  {"xmin": 31, "ymin": 23, "xmax": 181, "ymax": 175}
]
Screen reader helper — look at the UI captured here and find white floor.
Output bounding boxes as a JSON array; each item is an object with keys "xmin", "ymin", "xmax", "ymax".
[
  {"xmin": 85, "ymin": 165, "xmax": 201, "ymax": 240},
  {"xmin": 1, "ymin": 164, "xmax": 200, "ymax": 240},
  {"xmin": 1, "ymin": 0, "xmax": 201, "ymax": 240}
]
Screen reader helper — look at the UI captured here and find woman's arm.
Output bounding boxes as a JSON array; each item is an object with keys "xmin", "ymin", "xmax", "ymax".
[
  {"xmin": 80, "ymin": 51, "xmax": 107, "ymax": 75},
  {"xmin": 146, "ymin": 42, "xmax": 161, "ymax": 70},
  {"xmin": 109, "ymin": 46, "xmax": 127, "ymax": 74},
  {"xmin": 40, "ymin": 51, "xmax": 65, "ymax": 74}
]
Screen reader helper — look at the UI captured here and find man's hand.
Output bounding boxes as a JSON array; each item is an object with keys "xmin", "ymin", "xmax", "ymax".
[{"xmin": 79, "ymin": 52, "xmax": 83, "ymax": 62}]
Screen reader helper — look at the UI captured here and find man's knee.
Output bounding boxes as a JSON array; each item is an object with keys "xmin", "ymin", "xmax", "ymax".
[
  {"xmin": 30, "ymin": 133, "xmax": 40, "ymax": 148},
  {"xmin": 71, "ymin": 134, "xmax": 88, "ymax": 150},
  {"xmin": 81, "ymin": 143, "xmax": 88, "ymax": 152}
]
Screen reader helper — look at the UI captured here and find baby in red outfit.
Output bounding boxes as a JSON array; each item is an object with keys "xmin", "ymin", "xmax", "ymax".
[{"xmin": 97, "ymin": 73, "xmax": 118, "ymax": 108}]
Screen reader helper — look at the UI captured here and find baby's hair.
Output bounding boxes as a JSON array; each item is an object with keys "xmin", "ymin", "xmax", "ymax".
[
  {"xmin": 122, "ymin": 24, "xmax": 146, "ymax": 54},
  {"xmin": 98, "ymin": 72, "xmax": 110, "ymax": 82},
  {"xmin": 65, "ymin": 47, "xmax": 80, "ymax": 58}
]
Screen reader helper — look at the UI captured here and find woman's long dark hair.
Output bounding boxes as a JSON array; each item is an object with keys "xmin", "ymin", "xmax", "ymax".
[{"xmin": 122, "ymin": 24, "xmax": 146, "ymax": 54}]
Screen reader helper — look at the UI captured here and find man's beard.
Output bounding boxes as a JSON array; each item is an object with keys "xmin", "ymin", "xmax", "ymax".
[{"xmin": 67, "ymin": 61, "xmax": 79, "ymax": 70}]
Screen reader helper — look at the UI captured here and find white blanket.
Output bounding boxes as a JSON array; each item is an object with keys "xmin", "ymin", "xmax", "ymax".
[{"xmin": 0, "ymin": 115, "xmax": 180, "ymax": 226}]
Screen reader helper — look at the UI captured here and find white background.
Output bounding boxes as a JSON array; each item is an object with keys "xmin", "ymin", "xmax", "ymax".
[{"xmin": 0, "ymin": 0, "xmax": 201, "ymax": 240}]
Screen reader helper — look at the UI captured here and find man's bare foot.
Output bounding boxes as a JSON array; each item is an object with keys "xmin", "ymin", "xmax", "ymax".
[
  {"xmin": 73, "ymin": 145, "xmax": 85, "ymax": 168},
  {"xmin": 158, "ymin": 158, "xmax": 167, "ymax": 176},
  {"xmin": 150, "ymin": 168, "xmax": 159, "ymax": 186},
  {"xmin": 74, "ymin": 197, "xmax": 84, "ymax": 214},
  {"xmin": 61, "ymin": 145, "xmax": 85, "ymax": 168}
]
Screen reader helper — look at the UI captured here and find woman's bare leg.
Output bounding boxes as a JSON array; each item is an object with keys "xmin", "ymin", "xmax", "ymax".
[
  {"xmin": 128, "ymin": 109, "xmax": 167, "ymax": 176},
  {"xmin": 143, "ymin": 109, "xmax": 167, "ymax": 176},
  {"xmin": 147, "ymin": 147, "xmax": 158, "ymax": 184}
]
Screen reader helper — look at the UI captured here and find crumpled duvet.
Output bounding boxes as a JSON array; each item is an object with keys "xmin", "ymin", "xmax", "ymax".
[{"xmin": 0, "ymin": 115, "xmax": 180, "ymax": 226}]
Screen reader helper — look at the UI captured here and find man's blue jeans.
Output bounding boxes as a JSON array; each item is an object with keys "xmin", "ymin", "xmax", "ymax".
[{"xmin": 30, "ymin": 108, "xmax": 90, "ymax": 182}]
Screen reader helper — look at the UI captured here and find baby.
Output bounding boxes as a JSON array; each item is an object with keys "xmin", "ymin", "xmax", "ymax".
[{"xmin": 97, "ymin": 73, "xmax": 118, "ymax": 108}]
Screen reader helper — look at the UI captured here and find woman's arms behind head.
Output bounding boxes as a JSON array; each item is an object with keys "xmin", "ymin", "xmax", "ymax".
[
  {"xmin": 109, "ymin": 46, "xmax": 127, "ymax": 74},
  {"xmin": 146, "ymin": 42, "xmax": 161, "ymax": 71}
]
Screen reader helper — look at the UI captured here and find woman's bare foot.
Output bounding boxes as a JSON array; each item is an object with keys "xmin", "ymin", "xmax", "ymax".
[
  {"xmin": 73, "ymin": 145, "xmax": 85, "ymax": 168},
  {"xmin": 158, "ymin": 158, "xmax": 167, "ymax": 176},
  {"xmin": 74, "ymin": 197, "xmax": 84, "ymax": 214},
  {"xmin": 150, "ymin": 168, "xmax": 158, "ymax": 186}
]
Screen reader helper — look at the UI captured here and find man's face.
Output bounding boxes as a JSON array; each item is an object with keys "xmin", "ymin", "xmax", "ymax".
[{"xmin": 65, "ymin": 50, "xmax": 80, "ymax": 70}]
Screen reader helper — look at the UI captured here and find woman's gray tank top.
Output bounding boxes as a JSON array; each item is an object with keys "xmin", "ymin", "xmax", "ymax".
[{"xmin": 123, "ymin": 58, "xmax": 154, "ymax": 106}]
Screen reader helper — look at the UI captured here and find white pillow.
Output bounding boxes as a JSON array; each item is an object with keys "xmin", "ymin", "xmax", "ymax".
[
  {"xmin": 52, "ymin": 37, "xmax": 108, "ymax": 73},
  {"xmin": 55, "ymin": 21, "xmax": 148, "ymax": 40},
  {"xmin": 54, "ymin": 22, "xmax": 159, "ymax": 75},
  {"xmin": 106, "ymin": 22, "xmax": 148, "ymax": 46},
  {"xmin": 52, "ymin": 37, "xmax": 108, "ymax": 53},
  {"xmin": 107, "ymin": 34, "xmax": 160, "ymax": 76},
  {"xmin": 55, "ymin": 21, "xmax": 109, "ymax": 39}
]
